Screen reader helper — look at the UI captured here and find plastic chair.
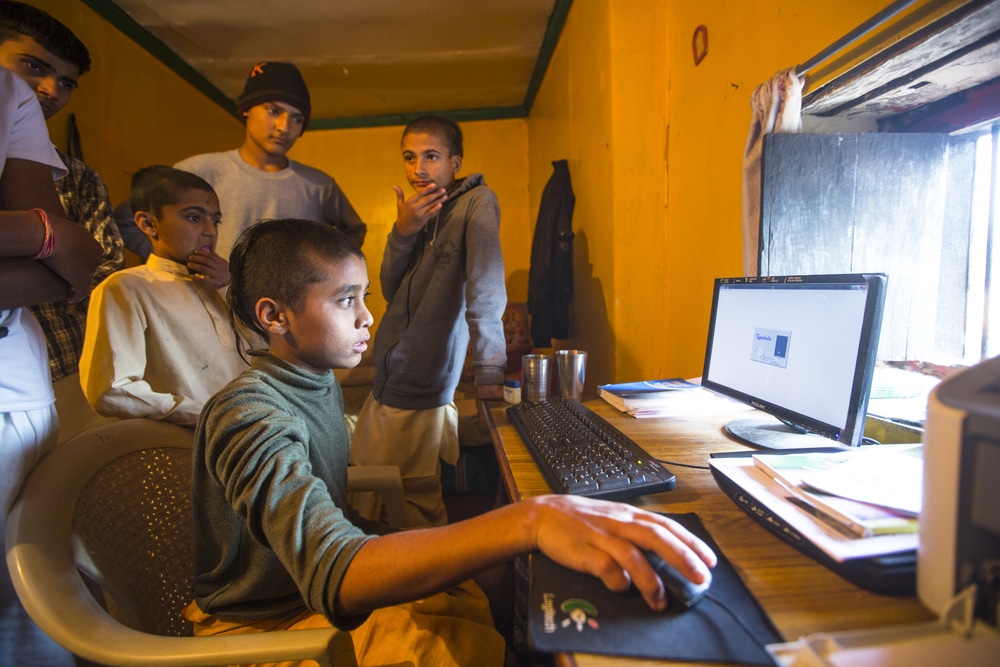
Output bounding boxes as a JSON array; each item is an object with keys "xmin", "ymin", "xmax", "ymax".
[
  {"xmin": 347, "ymin": 464, "xmax": 406, "ymax": 528},
  {"xmin": 4, "ymin": 418, "xmax": 387, "ymax": 667}
]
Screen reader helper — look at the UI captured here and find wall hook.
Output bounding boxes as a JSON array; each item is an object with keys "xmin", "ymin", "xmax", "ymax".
[{"xmin": 692, "ymin": 25, "xmax": 709, "ymax": 66}]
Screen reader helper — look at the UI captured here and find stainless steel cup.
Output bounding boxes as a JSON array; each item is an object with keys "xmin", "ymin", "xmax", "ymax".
[
  {"xmin": 555, "ymin": 350, "xmax": 587, "ymax": 401},
  {"xmin": 521, "ymin": 354, "xmax": 551, "ymax": 402}
]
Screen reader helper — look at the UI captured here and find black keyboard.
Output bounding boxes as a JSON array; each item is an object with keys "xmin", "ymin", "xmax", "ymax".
[{"xmin": 505, "ymin": 398, "xmax": 676, "ymax": 500}]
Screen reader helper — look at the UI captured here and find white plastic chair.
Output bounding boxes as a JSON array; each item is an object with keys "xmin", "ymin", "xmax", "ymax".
[
  {"xmin": 347, "ymin": 464, "xmax": 407, "ymax": 528},
  {"xmin": 4, "ymin": 418, "xmax": 399, "ymax": 666}
]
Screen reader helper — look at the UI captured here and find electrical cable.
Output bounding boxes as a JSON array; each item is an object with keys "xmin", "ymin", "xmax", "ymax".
[
  {"xmin": 654, "ymin": 457, "xmax": 710, "ymax": 470},
  {"xmin": 703, "ymin": 593, "xmax": 773, "ymax": 655}
]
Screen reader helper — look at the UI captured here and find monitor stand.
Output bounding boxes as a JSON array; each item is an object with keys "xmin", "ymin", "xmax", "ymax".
[{"xmin": 725, "ymin": 417, "xmax": 848, "ymax": 450}]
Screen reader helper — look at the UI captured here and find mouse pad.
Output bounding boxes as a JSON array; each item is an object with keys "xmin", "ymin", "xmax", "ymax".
[{"xmin": 526, "ymin": 512, "xmax": 783, "ymax": 663}]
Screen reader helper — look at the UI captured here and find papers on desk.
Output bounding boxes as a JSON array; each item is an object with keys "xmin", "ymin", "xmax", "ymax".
[
  {"xmin": 710, "ymin": 455, "xmax": 918, "ymax": 562},
  {"xmin": 598, "ymin": 378, "xmax": 751, "ymax": 418},
  {"xmin": 792, "ymin": 446, "xmax": 923, "ymax": 515},
  {"xmin": 752, "ymin": 448, "xmax": 921, "ymax": 538}
]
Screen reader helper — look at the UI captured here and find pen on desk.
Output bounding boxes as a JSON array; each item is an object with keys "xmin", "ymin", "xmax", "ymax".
[
  {"xmin": 768, "ymin": 474, "xmax": 869, "ymax": 539},
  {"xmin": 610, "ymin": 389, "xmax": 683, "ymax": 396},
  {"xmin": 784, "ymin": 495, "xmax": 868, "ymax": 539}
]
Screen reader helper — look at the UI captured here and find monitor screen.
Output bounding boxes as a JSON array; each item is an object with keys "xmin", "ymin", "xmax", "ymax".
[{"xmin": 701, "ymin": 273, "xmax": 887, "ymax": 449}]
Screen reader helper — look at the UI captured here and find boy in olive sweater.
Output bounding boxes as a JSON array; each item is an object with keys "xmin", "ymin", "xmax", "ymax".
[{"xmin": 188, "ymin": 219, "xmax": 716, "ymax": 666}]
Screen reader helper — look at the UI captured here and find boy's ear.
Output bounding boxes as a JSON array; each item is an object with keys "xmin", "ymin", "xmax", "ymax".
[
  {"xmin": 450, "ymin": 153, "xmax": 462, "ymax": 175},
  {"xmin": 135, "ymin": 211, "xmax": 158, "ymax": 240},
  {"xmin": 256, "ymin": 297, "xmax": 289, "ymax": 335}
]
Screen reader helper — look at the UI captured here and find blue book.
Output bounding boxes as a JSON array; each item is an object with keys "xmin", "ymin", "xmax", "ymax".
[{"xmin": 597, "ymin": 378, "xmax": 699, "ymax": 411}]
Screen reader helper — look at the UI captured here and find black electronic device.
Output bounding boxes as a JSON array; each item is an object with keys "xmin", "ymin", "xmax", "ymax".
[
  {"xmin": 641, "ymin": 551, "xmax": 712, "ymax": 609},
  {"xmin": 701, "ymin": 273, "xmax": 887, "ymax": 449},
  {"xmin": 505, "ymin": 398, "xmax": 676, "ymax": 500},
  {"xmin": 708, "ymin": 452, "xmax": 916, "ymax": 596}
]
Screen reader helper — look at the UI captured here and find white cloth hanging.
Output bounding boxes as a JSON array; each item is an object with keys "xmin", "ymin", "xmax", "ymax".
[{"xmin": 742, "ymin": 67, "xmax": 804, "ymax": 276}]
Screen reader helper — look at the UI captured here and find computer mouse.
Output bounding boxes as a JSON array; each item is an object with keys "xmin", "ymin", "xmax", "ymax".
[{"xmin": 642, "ymin": 551, "xmax": 712, "ymax": 609}]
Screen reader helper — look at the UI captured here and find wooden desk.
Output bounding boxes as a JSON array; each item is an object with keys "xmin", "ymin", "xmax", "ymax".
[{"xmin": 483, "ymin": 398, "xmax": 934, "ymax": 666}]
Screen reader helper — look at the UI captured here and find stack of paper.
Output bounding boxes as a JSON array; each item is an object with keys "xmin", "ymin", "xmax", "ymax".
[
  {"xmin": 710, "ymin": 445, "xmax": 923, "ymax": 562},
  {"xmin": 598, "ymin": 378, "xmax": 751, "ymax": 418},
  {"xmin": 753, "ymin": 449, "xmax": 920, "ymax": 538}
]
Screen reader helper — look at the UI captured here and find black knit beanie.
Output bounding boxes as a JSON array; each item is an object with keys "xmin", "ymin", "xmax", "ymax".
[{"xmin": 237, "ymin": 61, "xmax": 311, "ymax": 129}]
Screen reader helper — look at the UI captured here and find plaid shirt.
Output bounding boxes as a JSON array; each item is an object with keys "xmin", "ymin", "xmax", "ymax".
[{"xmin": 28, "ymin": 149, "xmax": 124, "ymax": 381}]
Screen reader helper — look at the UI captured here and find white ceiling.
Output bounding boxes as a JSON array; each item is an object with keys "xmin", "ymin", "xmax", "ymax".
[{"xmin": 102, "ymin": 0, "xmax": 563, "ymax": 128}]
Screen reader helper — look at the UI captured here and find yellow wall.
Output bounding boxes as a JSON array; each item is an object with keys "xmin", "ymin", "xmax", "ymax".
[
  {"xmin": 33, "ymin": 0, "xmax": 244, "ymax": 206},
  {"xmin": 30, "ymin": 0, "xmax": 532, "ymax": 335},
  {"xmin": 663, "ymin": 0, "xmax": 887, "ymax": 380},
  {"xmin": 35, "ymin": 0, "xmax": 891, "ymax": 387},
  {"xmin": 528, "ymin": 0, "xmax": 890, "ymax": 387},
  {"xmin": 527, "ymin": 0, "xmax": 618, "ymax": 386}
]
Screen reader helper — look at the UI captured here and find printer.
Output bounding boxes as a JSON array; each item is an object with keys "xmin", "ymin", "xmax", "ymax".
[{"xmin": 920, "ymin": 354, "xmax": 1000, "ymax": 627}]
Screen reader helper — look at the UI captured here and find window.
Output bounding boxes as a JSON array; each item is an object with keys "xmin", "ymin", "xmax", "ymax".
[
  {"xmin": 759, "ymin": 130, "xmax": 976, "ymax": 364},
  {"xmin": 755, "ymin": 0, "xmax": 1000, "ymax": 425},
  {"xmin": 965, "ymin": 125, "xmax": 1000, "ymax": 361}
]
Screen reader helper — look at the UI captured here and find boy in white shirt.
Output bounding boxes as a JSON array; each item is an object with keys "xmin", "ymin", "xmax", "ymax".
[{"xmin": 80, "ymin": 165, "xmax": 245, "ymax": 426}]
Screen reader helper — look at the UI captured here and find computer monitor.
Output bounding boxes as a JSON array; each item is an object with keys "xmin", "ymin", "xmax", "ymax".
[{"xmin": 701, "ymin": 273, "xmax": 887, "ymax": 449}]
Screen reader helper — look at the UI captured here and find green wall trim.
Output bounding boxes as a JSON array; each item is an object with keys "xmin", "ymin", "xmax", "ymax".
[
  {"xmin": 83, "ymin": 0, "xmax": 572, "ymax": 131},
  {"xmin": 80, "ymin": 0, "xmax": 240, "ymax": 120},
  {"xmin": 308, "ymin": 105, "xmax": 527, "ymax": 131},
  {"xmin": 524, "ymin": 0, "xmax": 573, "ymax": 111}
]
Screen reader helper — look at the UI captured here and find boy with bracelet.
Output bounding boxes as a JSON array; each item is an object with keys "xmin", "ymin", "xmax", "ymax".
[
  {"xmin": 0, "ymin": 1, "xmax": 125, "ymax": 382},
  {"xmin": 0, "ymin": 65, "xmax": 102, "ymax": 667}
]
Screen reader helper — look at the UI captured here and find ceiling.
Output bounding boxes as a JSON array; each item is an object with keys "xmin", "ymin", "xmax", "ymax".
[{"xmin": 86, "ymin": 0, "xmax": 569, "ymax": 129}]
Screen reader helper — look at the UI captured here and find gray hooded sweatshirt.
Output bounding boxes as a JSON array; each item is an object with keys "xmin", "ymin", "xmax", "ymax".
[{"xmin": 372, "ymin": 173, "xmax": 507, "ymax": 410}]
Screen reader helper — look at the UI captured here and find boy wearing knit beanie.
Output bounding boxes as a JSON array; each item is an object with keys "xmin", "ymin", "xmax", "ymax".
[
  {"xmin": 119, "ymin": 61, "xmax": 367, "ymax": 262},
  {"xmin": 235, "ymin": 61, "xmax": 313, "ymax": 165}
]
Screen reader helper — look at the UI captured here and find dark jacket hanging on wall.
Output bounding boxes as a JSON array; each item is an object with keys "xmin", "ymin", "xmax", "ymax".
[{"xmin": 528, "ymin": 160, "xmax": 575, "ymax": 347}]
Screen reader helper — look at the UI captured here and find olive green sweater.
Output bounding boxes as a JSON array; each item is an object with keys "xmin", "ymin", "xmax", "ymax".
[{"xmin": 191, "ymin": 351, "xmax": 389, "ymax": 627}]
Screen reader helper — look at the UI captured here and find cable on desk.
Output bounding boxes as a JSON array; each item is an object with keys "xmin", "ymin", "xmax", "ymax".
[
  {"xmin": 703, "ymin": 593, "xmax": 771, "ymax": 654},
  {"xmin": 655, "ymin": 457, "xmax": 710, "ymax": 470}
]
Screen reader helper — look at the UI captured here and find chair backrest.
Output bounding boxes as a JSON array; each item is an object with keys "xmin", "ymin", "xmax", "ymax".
[
  {"xmin": 73, "ymin": 441, "xmax": 195, "ymax": 636},
  {"xmin": 5, "ymin": 418, "xmax": 357, "ymax": 666}
]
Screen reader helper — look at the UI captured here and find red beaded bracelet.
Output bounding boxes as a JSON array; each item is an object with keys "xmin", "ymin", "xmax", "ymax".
[{"xmin": 30, "ymin": 208, "xmax": 55, "ymax": 259}]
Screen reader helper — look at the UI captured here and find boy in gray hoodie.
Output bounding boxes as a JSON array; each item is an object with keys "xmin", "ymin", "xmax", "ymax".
[{"xmin": 350, "ymin": 115, "xmax": 507, "ymax": 527}]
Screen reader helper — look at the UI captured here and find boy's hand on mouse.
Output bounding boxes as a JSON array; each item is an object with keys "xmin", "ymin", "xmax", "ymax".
[
  {"xmin": 188, "ymin": 249, "xmax": 231, "ymax": 289},
  {"xmin": 394, "ymin": 184, "xmax": 447, "ymax": 237},
  {"xmin": 526, "ymin": 495, "xmax": 716, "ymax": 611}
]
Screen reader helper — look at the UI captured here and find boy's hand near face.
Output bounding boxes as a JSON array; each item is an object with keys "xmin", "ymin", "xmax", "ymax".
[
  {"xmin": 393, "ymin": 183, "xmax": 447, "ymax": 237},
  {"xmin": 187, "ymin": 248, "xmax": 231, "ymax": 289}
]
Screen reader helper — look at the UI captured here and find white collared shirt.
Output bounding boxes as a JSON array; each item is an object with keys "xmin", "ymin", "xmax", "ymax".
[{"xmin": 80, "ymin": 254, "xmax": 247, "ymax": 425}]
